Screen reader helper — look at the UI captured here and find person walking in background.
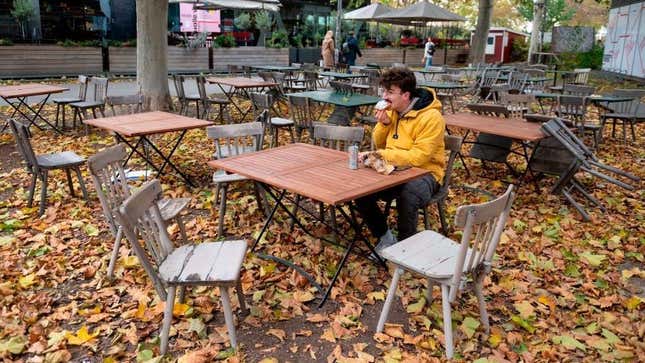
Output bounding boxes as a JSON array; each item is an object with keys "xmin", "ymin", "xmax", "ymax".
[
  {"xmin": 343, "ymin": 31, "xmax": 362, "ymax": 66},
  {"xmin": 423, "ymin": 37, "xmax": 435, "ymax": 70},
  {"xmin": 321, "ymin": 30, "xmax": 335, "ymax": 70}
]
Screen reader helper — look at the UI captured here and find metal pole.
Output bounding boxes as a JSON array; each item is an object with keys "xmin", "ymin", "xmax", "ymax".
[{"xmin": 336, "ymin": 0, "xmax": 342, "ymax": 51}]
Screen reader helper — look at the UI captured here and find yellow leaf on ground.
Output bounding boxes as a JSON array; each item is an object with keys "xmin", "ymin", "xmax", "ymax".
[
  {"xmin": 321, "ymin": 328, "xmax": 336, "ymax": 343},
  {"xmin": 65, "ymin": 326, "xmax": 99, "ymax": 345},
  {"xmin": 173, "ymin": 303, "xmax": 190, "ymax": 317},
  {"xmin": 624, "ymin": 296, "xmax": 642, "ymax": 310},
  {"xmin": 19, "ymin": 273, "xmax": 36, "ymax": 289},
  {"xmin": 122, "ymin": 255, "xmax": 139, "ymax": 268},
  {"xmin": 293, "ymin": 290, "xmax": 315, "ymax": 302},
  {"xmin": 383, "ymin": 324, "xmax": 404, "ymax": 339},
  {"xmin": 267, "ymin": 328, "xmax": 286, "ymax": 342}
]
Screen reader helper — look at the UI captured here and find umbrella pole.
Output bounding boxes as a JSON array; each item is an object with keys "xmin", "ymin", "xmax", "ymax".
[{"xmin": 443, "ymin": 24, "xmax": 448, "ymax": 66}]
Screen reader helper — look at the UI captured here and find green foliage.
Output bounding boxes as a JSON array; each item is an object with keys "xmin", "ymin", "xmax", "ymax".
[
  {"xmin": 255, "ymin": 11, "xmax": 273, "ymax": 32},
  {"xmin": 213, "ymin": 34, "xmax": 236, "ymax": 48},
  {"xmin": 510, "ymin": 38, "xmax": 529, "ymax": 62},
  {"xmin": 517, "ymin": 0, "xmax": 575, "ymax": 31},
  {"xmin": 0, "ymin": 38, "xmax": 14, "ymax": 46},
  {"xmin": 56, "ymin": 39, "xmax": 101, "ymax": 47},
  {"xmin": 290, "ymin": 33, "xmax": 303, "ymax": 48},
  {"xmin": 267, "ymin": 30, "xmax": 289, "ymax": 48},
  {"xmin": 10, "ymin": 0, "xmax": 34, "ymax": 22},
  {"xmin": 559, "ymin": 43, "xmax": 604, "ymax": 70},
  {"xmin": 234, "ymin": 12, "xmax": 252, "ymax": 30}
]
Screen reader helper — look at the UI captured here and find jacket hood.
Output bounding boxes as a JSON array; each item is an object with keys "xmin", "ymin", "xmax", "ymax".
[{"xmin": 411, "ymin": 87, "xmax": 440, "ymax": 112}]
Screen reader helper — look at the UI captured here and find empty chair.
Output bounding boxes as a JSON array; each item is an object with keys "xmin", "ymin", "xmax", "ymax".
[
  {"xmin": 53, "ymin": 75, "xmax": 88, "ymax": 129},
  {"xmin": 475, "ymin": 69, "xmax": 501, "ymax": 102},
  {"xmin": 600, "ymin": 88, "xmax": 645, "ymax": 143},
  {"xmin": 250, "ymin": 92, "xmax": 295, "ymax": 148},
  {"xmin": 288, "ymin": 95, "xmax": 320, "ymax": 142},
  {"xmin": 207, "ymin": 118, "xmax": 268, "ymax": 236},
  {"xmin": 489, "ymin": 71, "xmax": 528, "ymax": 101},
  {"xmin": 196, "ymin": 75, "xmax": 231, "ymax": 122},
  {"xmin": 105, "ymin": 94, "xmax": 144, "ymax": 116},
  {"xmin": 570, "ymin": 68, "xmax": 591, "ymax": 85},
  {"xmin": 172, "ymin": 74, "xmax": 200, "ymax": 116},
  {"xmin": 87, "ymin": 144, "xmax": 190, "ymax": 278},
  {"xmin": 69, "ymin": 76, "xmax": 109, "ymax": 127},
  {"xmin": 563, "ymin": 84, "xmax": 595, "ymax": 96},
  {"xmin": 376, "ymin": 185, "xmax": 516, "ymax": 359},
  {"xmin": 8, "ymin": 119, "xmax": 89, "ymax": 215},
  {"xmin": 115, "ymin": 179, "xmax": 248, "ymax": 354},
  {"xmin": 499, "ymin": 92, "xmax": 536, "ymax": 118}
]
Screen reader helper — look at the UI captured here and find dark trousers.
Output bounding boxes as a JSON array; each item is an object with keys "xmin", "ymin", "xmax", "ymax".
[{"xmin": 355, "ymin": 174, "xmax": 440, "ymax": 241}]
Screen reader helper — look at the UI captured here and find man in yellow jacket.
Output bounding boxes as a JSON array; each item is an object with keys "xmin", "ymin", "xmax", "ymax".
[{"xmin": 357, "ymin": 67, "xmax": 445, "ymax": 251}]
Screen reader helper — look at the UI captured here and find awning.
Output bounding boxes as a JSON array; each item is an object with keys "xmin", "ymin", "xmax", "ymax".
[
  {"xmin": 169, "ymin": 0, "xmax": 281, "ymax": 12},
  {"xmin": 343, "ymin": 3, "xmax": 393, "ymax": 21},
  {"xmin": 375, "ymin": 0, "xmax": 465, "ymax": 25}
]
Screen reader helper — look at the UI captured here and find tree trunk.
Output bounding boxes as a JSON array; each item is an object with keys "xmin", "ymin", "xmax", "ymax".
[
  {"xmin": 136, "ymin": 0, "xmax": 171, "ymax": 111},
  {"xmin": 528, "ymin": 0, "xmax": 544, "ymax": 64},
  {"xmin": 469, "ymin": 0, "xmax": 494, "ymax": 64}
]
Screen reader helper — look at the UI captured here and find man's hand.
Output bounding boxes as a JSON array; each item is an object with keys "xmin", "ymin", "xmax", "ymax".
[
  {"xmin": 358, "ymin": 151, "xmax": 371, "ymax": 163},
  {"xmin": 374, "ymin": 108, "xmax": 391, "ymax": 125}
]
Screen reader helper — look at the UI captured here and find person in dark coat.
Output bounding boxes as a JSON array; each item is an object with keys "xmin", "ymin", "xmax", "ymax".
[{"xmin": 343, "ymin": 31, "xmax": 362, "ymax": 66}]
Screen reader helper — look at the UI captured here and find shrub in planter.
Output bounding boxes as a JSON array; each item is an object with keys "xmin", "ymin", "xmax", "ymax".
[
  {"xmin": 267, "ymin": 30, "xmax": 288, "ymax": 48},
  {"xmin": 214, "ymin": 34, "xmax": 236, "ymax": 48},
  {"xmin": 0, "ymin": 38, "xmax": 14, "ymax": 46}
]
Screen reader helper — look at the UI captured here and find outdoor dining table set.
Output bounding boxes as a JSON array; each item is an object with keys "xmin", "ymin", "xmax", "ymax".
[{"xmin": 0, "ymin": 83, "xmax": 68, "ymax": 134}]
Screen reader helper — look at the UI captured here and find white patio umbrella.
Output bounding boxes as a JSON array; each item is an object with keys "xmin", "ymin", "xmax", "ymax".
[{"xmin": 169, "ymin": 0, "xmax": 281, "ymax": 12}]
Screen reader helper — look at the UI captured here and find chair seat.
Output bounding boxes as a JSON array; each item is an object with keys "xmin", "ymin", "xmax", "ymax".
[
  {"xmin": 380, "ymin": 230, "xmax": 473, "ymax": 279},
  {"xmin": 36, "ymin": 151, "xmax": 85, "ymax": 169},
  {"xmin": 158, "ymin": 197, "xmax": 190, "ymax": 221},
  {"xmin": 185, "ymin": 94, "xmax": 201, "ymax": 101},
  {"xmin": 524, "ymin": 113, "xmax": 553, "ymax": 123},
  {"xmin": 70, "ymin": 100, "xmax": 104, "ymax": 109},
  {"xmin": 53, "ymin": 97, "xmax": 82, "ymax": 104},
  {"xmin": 207, "ymin": 95, "xmax": 230, "ymax": 104},
  {"xmin": 159, "ymin": 240, "xmax": 247, "ymax": 284},
  {"xmin": 270, "ymin": 117, "xmax": 295, "ymax": 127},
  {"xmin": 351, "ymin": 84, "xmax": 370, "ymax": 89},
  {"xmin": 602, "ymin": 112, "xmax": 633, "ymax": 119},
  {"xmin": 213, "ymin": 170, "xmax": 248, "ymax": 183}
]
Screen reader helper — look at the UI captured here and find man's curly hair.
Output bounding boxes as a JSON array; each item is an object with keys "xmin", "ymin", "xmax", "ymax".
[{"xmin": 379, "ymin": 67, "xmax": 416, "ymax": 96}]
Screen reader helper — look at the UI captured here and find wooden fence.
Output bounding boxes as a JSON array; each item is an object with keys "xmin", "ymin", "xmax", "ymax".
[{"xmin": 0, "ymin": 45, "xmax": 102, "ymax": 77}]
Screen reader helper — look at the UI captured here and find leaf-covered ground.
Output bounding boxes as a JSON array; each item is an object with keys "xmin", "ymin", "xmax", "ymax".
[{"xmin": 0, "ymin": 79, "xmax": 643, "ymax": 362}]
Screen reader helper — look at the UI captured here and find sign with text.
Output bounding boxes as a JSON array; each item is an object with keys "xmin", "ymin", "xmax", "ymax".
[{"xmin": 179, "ymin": 4, "xmax": 221, "ymax": 33}]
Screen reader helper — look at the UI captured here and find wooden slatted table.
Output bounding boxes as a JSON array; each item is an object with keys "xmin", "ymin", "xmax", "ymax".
[
  {"xmin": 0, "ymin": 84, "xmax": 68, "ymax": 134},
  {"xmin": 206, "ymin": 77, "xmax": 278, "ymax": 120},
  {"xmin": 208, "ymin": 143, "xmax": 428, "ymax": 305},
  {"xmin": 85, "ymin": 111, "xmax": 213, "ymax": 186}
]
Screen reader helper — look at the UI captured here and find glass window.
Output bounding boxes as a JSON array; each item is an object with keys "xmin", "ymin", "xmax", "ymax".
[{"xmin": 487, "ymin": 36, "xmax": 494, "ymax": 45}]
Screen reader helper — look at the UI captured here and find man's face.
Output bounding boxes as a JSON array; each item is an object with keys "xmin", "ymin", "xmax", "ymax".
[{"xmin": 381, "ymin": 85, "xmax": 411, "ymax": 113}]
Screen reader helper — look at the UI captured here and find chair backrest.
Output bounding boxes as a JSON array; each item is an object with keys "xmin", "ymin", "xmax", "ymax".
[
  {"xmin": 335, "ymin": 63, "xmax": 349, "ymax": 73},
  {"xmin": 499, "ymin": 92, "xmax": 535, "ymax": 118},
  {"xmin": 249, "ymin": 92, "xmax": 273, "ymax": 115},
  {"xmin": 449, "ymin": 184, "xmax": 515, "ymax": 301},
  {"xmin": 508, "ymin": 72, "xmax": 528, "ymax": 92},
  {"xmin": 89, "ymin": 77, "xmax": 109, "ymax": 103},
  {"xmin": 573, "ymin": 68, "xmax": 591, "ymax": 84},
  {"xmin": 115, "ymin": 179, "xmax": 174, "ymax": 300},
  {"xmin": 241, "ymin": 65, "xmax": 253, "ymax": 78},
  {"xmin": 288, "ymin": 95, "xmax": 313, "ymax": 130},
  {"xmin": 106, "ymin": 94, "xmax": 143, "ymax": 116},
  {"xmin": 312, "ymin": 124, "xmax": 364, "ymax": 150},
  {"xmin": 196, "ymin": 75, "xmax": 209, "ymax": 103},
  {"xmin": 556, "ymin": 95, "xmax": 588, "ymax": 122},
  {"xmin": 329, "ymin": 80, "xmax": 354, "ymax": 95},
  {"xmin": 87, "ymin": 144, "xmax": 131, "ymax": 236},
  {"xmin": 172, "ymin": 74, "xmax": 186, "ymax": 99},
  {"xmin": 8, "ymin": 119, "xmax": 38, "ymax": 172},
  {"xmin": 563, "ymin": 84, "xmax": 595, "ymax": 96},
  {"xmin": 77, "ymin": 75, "xmax": 89, "ymax": 100},
  {"xmin": 207, "ymin": 119, "xmax": 264, "ymax": 159},
  {"xmin": 257, "ymin": 71, "xmax": 274, "ymax": 83},
  {"xmin": 610, "ymin": 89, "xmax": 645, "ymax": 114},
  {"xmin": 523, "ymin": 68, "xmax": 545, "ymax": 77},
  {"xmin": 478, "ymin": 69, "xmax": 500, "ymax": 88},
  {"xmin": 303, "ymin": 71, "xmax": 318, "ymax": 91},
  {"xmin": 465, "ymin": 103, "xmax": 510, "ymax": 117},
  {"xmin": 228, "ymin": 64, "xmax": 242, "ymax": 76}
]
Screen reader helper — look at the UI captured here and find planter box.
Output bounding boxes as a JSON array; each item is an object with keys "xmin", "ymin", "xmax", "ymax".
[
  {"xmin": 212, "ymin": 47, "xmax": 289, "ymax": 72},
  {"xmin": 0, "ymin": 45, "xmax": 102, "ymax": 77},
  {"xmin": 110, "ymin": 47, "xmax": 209, "ymax": 74},
  {"xmin": 108, "ymin": 47, "xmax": 136, "ymax": 74},
  {"xmin": 358, "ymin": 47, "xmax": 470, "ymax": 67}
]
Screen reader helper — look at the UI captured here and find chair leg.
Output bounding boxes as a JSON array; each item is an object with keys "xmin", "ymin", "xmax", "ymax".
[
  {"xmin": 74, "ymin": 167, "xmax": 89, "ymax": 201},
  {"xmin": 422, "ymin": 207, "xmax": 430, "ymax": 230},
  {"xmin": 441, "ymin": 284, "xmax": 454, "ymax": 359},
  {"xmin": 426, "ymin": 278, "xmax": 435, "ymax": 304},
  {"xmin": 289, "ymin": 126, "xmax": 295, "ymax": 144},
  {"xmin": 217, "ymin": 184, "xmax": 228, "ymax": 237},
  {"xmin": 175, "ymin": 216, "xmax": 188, "ymax": 244},
  {"xmin": 330, "ymin": 206, "xmax": 338, "ymax": 243},
  {"xmin": 376, "ymin": 267, "xmax": 403, "ymax": 332},
  {"xmin": 177, "ymin": 286, "xmax": 187, "ymax": 304},
  {"xmin": 107, "ymin": 226, "xmax": 123, "ymax": 278},
  {"xmin": 219, "ymin": 287, "xmax": 238, "ymax": 348},
  {"xmin": 289, "ymin": 194, "xmax": 301, "ymax": 232},
  {"xmin": 27, "ymin": 172, "xmax": 37, "ymax": 207},
  {"xmin": 65, "ymin": 169, "xmax": 75, "ymax": 197},
  {"xmin": 39, "ymin": 171, "xmax": 48, "ymax": 216},
  {"xmin": 474, "ymin": 273, "xmax": 490, "ymax": 334},
  {"xmin": 437, "ymin": 201, "xmax": 448, "ymax": 236},
  {"xmin": 236, "ymin": 279, "xmax": 248, "ymax": 315},
  {"xmin": 55, "ymin": 103, "xmax": 61, "ymax": 128},
  {"xmin": 160, "ymin": 286, "xmax": 176, "ymax": 355}
]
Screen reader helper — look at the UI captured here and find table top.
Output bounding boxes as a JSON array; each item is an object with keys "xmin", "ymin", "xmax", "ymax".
[
  {"xmin": 0, "ymin": 84, "xmax": 68, "ymax": 98},
  {"xmin": 445, "ymin": 113, "xmax": 545, "ymax": 142},
  {"xmin": 207, "ymin": 143, "xmax": 428, "ymax": 205},
  {"xmin": 320, "ymin": 71, "xmax": 366, "ymax": 79},
  {"xmin": 84, "ymin": 111, "xmax": 214, "ymax": 137},
  {"xmin": 419, "ymin": 81, "xmax": 470, "ymax": 90},
  {"xmin": 206, "ymin": 76, "xmax": 277, "ymax": 88},
  {"xmin": 532, "ymin": 92, "xmax": 634, "ymax": 103},
  {"xmin": 253, "ymin": 65, "xmax": 299, "ymax": 71},
  {"xmin": 288, "ymin": 90, "xmax": 380, "ymax": 107}
]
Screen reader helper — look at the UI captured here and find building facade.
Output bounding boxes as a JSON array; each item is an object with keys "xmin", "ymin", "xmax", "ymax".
[{"xmin": 602, "ymin": 0, "xmax": 644, "ymax": 78}]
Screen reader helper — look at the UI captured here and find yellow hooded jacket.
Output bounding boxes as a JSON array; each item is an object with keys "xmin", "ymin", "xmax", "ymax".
[{"xmin": 372, "ymin": 87, "xmax": 446, "ymax": 183}]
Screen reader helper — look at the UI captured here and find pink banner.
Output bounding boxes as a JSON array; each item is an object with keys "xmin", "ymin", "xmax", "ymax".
[{"xmin": 179, "ymin": 4, "xmax": 221, "ymax": 33}]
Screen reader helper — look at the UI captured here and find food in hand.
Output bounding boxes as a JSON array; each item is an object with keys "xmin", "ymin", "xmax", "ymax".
[
  {"xmin": 375, "ymin": 100, "xmax": 389, "ymax": 110},
  {"xmin": 362, "ymin": 152, "xmax": 395, "ymax": 175}
]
